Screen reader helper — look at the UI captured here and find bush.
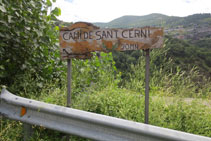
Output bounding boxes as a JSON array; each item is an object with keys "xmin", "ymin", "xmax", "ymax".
[{"xmin": 0, "ymin": 0, "xmax": 64, "ymax": 96}]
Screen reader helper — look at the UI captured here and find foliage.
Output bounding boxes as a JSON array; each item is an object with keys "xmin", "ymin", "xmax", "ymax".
[
  {"xmin": 150, "ymin": 97, "xmax": 211, "ymax": 136},
  {"xmin": 1, "ymin": 85, "xmax": 210, "ymax": 140},
  {"xmin": 94, "ymin": 13, "xmax": 211, "ymax": 78},
  {"xmin": 165, "ymin": 36, "xmax": 211, "ymax": 77},
  {"xmin": 112, "ymin": 50, "xmax": 141, "ymax": 79},
  {"xmin": 0, "ymin": 51, "xmax": 120, "ymax": 141},
  {"xmin": 0, "ymin": 0, "xmax": 64, "ymax": 96},
  {"xmin": 0, "ymin": 119, "xmax": 23, "ymax": 141},
  {"xmin": 113, "ymin": 36, "xmax": 211, "ymax": 81},
  {"xmin": 73, "ymin": 86, "xmax": 145, "ymax": 122},
  {"xmin": 1, "ymin": 3, "xmax": 211, "ymax": 140},
  {"xmin": 73, "ymin": 86, "xmax": 211, "ymax": 137},
  {"xmin": 125, "ymin": 46, "xmax": 211, "ymax": 99},
  {"xmin": 1, "ymin": 49, "xmax": 211, "ymax": 139},
  {"xmin": 71, "ymin": 52, "xmax": 121, "ymax": 97}
]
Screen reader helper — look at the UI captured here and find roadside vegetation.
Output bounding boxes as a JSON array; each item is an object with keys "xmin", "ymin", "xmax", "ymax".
[{"xmin": 0, "ymin": 0, "xmax": 211, "ymax": 140}]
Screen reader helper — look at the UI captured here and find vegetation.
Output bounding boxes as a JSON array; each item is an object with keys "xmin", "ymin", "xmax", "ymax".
[
  {"xmin": 95, "ymin": 13, "xmax": 211, "ymax": 78},
  {"xmin": 1, "ymin": 51, "xmax": 211, "ymax": 140},
  {"xmin": 0, "ymin": 0, "xmax": 64, "ymax": 96},
  {"xmin": 73, "ymin": 87, "xmax": 211, "ymax": 137},
  {"xmin": 0, "ymin": 1, "xmax": 211, "ymax": 140},
  {"xmin": 112, "ymin": 35, "xmax": 211, "ymax": 80}
]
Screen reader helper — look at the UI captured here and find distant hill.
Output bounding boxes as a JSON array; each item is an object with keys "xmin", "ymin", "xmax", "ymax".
[
  {"xmin": 94, "ymin": 13, "xmax": 211, "ymax": 28},
  {"xmin": 56, "ymin": 13, "xmax": 211, "ymax": 41},
  {"xmin": 94, "ymin": 13, "xmax": 211, "ymax": 41},
  {"xmin": 94, "ymin": 13, "xmax": 170, "ymax": 28}
]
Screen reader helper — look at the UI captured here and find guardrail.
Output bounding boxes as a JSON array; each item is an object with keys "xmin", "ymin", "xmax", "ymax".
[{"xmin": 1, "ymin": 89, "xmax": 211, "ymax": 141}]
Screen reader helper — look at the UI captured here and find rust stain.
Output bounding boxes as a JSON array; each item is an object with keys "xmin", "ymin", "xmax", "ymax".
[
  {"xmin": 152, "ymin": 28, "xmax": 164, "ymax": 37},
  {"xmin": 20, "ymin": 107, "xmax": 27, "ymax": 117},
  {"xmin": 102, "ymin": 40, "xmax": 113, "ymax": 50}
]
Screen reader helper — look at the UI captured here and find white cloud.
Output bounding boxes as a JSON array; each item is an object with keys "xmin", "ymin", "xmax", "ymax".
[{"xmin": 53, "ymin": 0, "xmax": 211, "ymax": 23}]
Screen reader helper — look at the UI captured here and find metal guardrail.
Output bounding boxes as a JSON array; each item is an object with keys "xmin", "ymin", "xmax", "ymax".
[{"xmin": 0, "ymin": 89, "xmax": 211, "ymax": 141}]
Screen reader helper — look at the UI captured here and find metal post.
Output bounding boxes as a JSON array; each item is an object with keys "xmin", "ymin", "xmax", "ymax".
[
  {"xmin": 23, "ymin": 123, "xmax": 33, "ymax": 141},
  {"xmin": 66, "ymin": 59, "xmax": 72, "ymax": 141},
  {"xmin": 67, "ymin": 59, "xmax": 72, "ymax": 107},
  {"xmin": 145, "ymin": 49, "xmax": 150, "ymax": 124}
]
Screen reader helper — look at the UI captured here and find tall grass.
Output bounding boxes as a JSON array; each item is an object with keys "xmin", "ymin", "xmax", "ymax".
[
  {"xmin": 125, "ymin": 49, "xmax": 211, "ymax": 99},
  {"xmin": 73, "ymin": 86, "xmax": 211, "ymax": 137}
]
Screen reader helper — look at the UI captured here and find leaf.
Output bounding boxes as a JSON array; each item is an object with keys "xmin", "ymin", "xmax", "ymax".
[
  {"xmin": 0, "ymin": 20, "xmax": 7, "ymax": 26},
  {"xmin": 0, "ymin": 32, "xmax": 4, "ymax": 37},
  {"xmin": 0, "ymin": 5, "xmax": 6, "ymax": 12},
  {"xmin": 54, "ymin": 26, "xmax": 59, "ymax": 31},
  {"xmin": 57, "ymin": 8, "xmax": 61, "ymax": 16},
  {"xmin": 15, "ymin": 11, "xmax": 20, "ymax": 17},
  {"xmin": 51, "ymin": 7, "xmax": 61, "ymax": 16},
  {"xmin": 25, "ymin": 27, "xmax": 31, "ymax": 30},
  {"xmin": 0, "ymin": 65, "xmax": 5, "ymax": 70},
  {"xmin": 8, "ymin": 15, "xmax": 13, "ymax": 23},
  {"xmin": 46, "ymin": 0, "xmax": 52, "ymax": 6},
  {"xmin": 30, "ymin": 1, "xmax": 36, "ymax": 8}
]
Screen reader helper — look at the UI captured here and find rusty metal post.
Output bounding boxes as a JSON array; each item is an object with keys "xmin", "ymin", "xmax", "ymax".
[
  {"xmin": 66, "ymin": 59, "xmax": 72, "ymax": 141},
  {"xmin": 67, "ymin": 59, "xmax": 72, "ymax": 107},
  {"xmin": 145, "ymin": 49, "xmax": 150, "ymax": 124}
]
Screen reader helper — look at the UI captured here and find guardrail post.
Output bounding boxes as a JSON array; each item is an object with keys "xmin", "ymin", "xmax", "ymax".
[{"xmin": 23, "ymin": 123, "xmax": 33, "ymax": 141}]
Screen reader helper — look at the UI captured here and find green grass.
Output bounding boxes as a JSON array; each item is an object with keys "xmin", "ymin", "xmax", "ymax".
[
  {"xmin": 1, "ymin": 51, "xmax": 211, "ymax": 140},
  {"xmin": 1, "ymin": 83, "xmax": 211, "ymax": 140},
  {"xmin": 73, "ymin": 86, "xmax": 211, "ymax": 137}
]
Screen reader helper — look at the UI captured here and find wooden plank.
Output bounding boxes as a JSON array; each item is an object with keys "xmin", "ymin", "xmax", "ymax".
[{"xmin": 59, "ymin": 22, "xmax": 163, "ymax": 60}]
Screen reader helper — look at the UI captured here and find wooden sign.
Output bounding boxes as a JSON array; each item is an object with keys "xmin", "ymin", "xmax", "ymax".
[{"xmin": 59, "ymin": 22, "xmax": 163, "ymax": 59}]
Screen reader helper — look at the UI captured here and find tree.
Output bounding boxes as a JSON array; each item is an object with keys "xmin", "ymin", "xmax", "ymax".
[{"xmin": 0, "ymin": 0, "xmax": 63, "ymax": 95}]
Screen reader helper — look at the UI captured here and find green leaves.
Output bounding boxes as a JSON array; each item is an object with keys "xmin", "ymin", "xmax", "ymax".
[
  {"xmin": 54, "ymin": 26, "xmax": 59, "ymax": 31},
  {"xmin": 0, "ymin": 0, "xmax": 63, "ymax": 95},
  {"xmin": 51, "ymin": 7, "xmax": 61, "ymax": 16},
  {"xmin": 70, "ymin": 52, "xmax": 121, "ymax": 97},
  {"xmin": 0, "ymin": 5, "xmax": 6, "ymax": 12},
  {"xmin": 46, "ymin": 0, "xmax": 52, "ymax": 6}
]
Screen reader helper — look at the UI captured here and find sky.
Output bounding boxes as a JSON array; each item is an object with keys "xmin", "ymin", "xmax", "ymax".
[{"xmin": 52, "ymin": 0, "xmax": 211, "ymax": 23}]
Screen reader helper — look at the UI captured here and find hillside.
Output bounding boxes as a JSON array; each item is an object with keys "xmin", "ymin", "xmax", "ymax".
[
  {"xmin": 95, "ymin": 14, "xmax": 211, "ymax": 78},
  {"xmin": 94, "ymin": 13, "xmax": 211, "ymax": 28},
  {"xmin": 94, "ymin": 13, "xmax": 171, "ymax": 28},
  {"xmin": 94, "ymin": 13, "xmax": 211, "ymax": 40},
  {"xmin": 57, "ymin": 13, "xmax": 211, "ymax": 41}
]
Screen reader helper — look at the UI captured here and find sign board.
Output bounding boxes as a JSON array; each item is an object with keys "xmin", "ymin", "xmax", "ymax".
[{"xmin": 59, "ymin": 22, "xmax": 163, "ymax": 59}]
